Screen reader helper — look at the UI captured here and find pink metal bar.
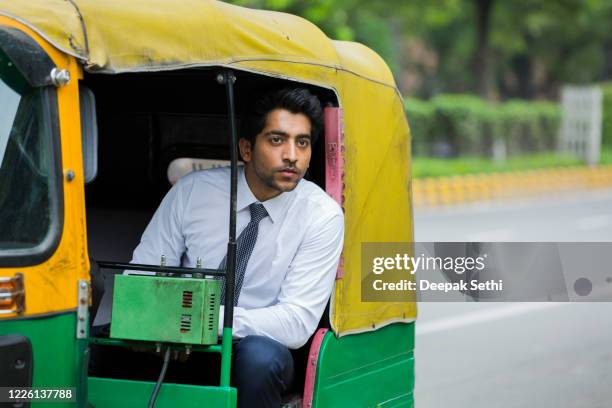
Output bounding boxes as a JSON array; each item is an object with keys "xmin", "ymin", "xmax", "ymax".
[
  {"xmin": 324, "ymin": 107, "xmax": 345, "ymax": 279},
  {"xmin": 301, "ymin": 328, "xmax": 329, "ymax": 408}
]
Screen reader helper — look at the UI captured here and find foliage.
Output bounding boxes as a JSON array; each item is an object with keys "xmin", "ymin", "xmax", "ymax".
[
  {"xmin": 500, "ymin": 100, "xmax": 560, "ymax": 154},
  {"xmin": 405, "ymin": 94, "xmax": 561, "ymax": 157},
  {"xmin": 429, "ymin": 94, "xmax": 490, "ymax": 155},
  {"xmin": 600, "ymin": 147, "xmax": 612, "ymax": 164},
  {"xmin": 400, "ymin": 1, "xmax": 612, "ymax": 99},
  {"xmin": 412, "ymin": 153, "xmax": 581, "ymax": 179},
  {"xmin": 601, "ymin": 82, "xmax": 612, "ymax": 149},
  {"xmin": 405, "ymin": 98, "xmax": 435, "ymax": 156},
  {"xmin": 225, "ymin": 1, "xmax": 612, "ymax": 99}
]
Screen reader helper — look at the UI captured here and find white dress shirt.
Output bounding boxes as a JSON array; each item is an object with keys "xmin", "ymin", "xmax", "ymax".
[{"xmin": 130, "ymin": 166, "xmax": 344, "ymax": 349}]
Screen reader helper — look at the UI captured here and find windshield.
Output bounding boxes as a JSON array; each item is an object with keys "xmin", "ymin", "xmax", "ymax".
[{"xmin": 0, "ymin": 50, "xmax": 59, "ymax": 257}]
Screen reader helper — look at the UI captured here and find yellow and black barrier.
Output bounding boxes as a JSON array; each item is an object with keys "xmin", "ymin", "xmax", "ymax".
[{"xmin": 412, "ymin": 164, "xmax": 612, "ymax": 207}]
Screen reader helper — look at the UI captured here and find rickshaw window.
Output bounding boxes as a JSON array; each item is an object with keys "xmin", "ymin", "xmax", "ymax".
[{"xmin": 0, "ymin": 57, "xmax": 63, "ymax": 267}]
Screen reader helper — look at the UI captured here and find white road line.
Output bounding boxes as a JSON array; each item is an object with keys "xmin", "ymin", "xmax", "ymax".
[
  {"xmin": 576, "ymin": 215, "xmax": 612, "ymax": 230},
  {"xmin": 415, "ymin": 302, "xmax": 568, "ymax": 336}
]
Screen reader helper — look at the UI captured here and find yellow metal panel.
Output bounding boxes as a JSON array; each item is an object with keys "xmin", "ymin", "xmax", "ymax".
[{"xmin": 0, "ymin": 17, "xmax": 89, "ymax": 317}]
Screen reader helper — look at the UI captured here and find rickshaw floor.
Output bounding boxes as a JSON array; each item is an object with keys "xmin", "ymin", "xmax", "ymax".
[
  {"xmin": 89, "ymin": 343, "xmax": 223, "ymax": 386},
  {"xmin": 88, "ymin": 341, "xmax": 308, "ymax": 394}
]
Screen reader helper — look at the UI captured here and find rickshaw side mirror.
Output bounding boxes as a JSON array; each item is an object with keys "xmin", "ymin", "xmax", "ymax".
[{"xmin": 79, "ymin": 85, "xmax": 98, "ymax": 184}]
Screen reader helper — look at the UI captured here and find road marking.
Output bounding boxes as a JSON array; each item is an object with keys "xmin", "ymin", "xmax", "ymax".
[
  {"xmin": 576, "ymin": 215, "xmax": 612, "ymax": 230},
  {"xmin": 416, "ymin": 302, "xmax": 568, "ymax": 336}
]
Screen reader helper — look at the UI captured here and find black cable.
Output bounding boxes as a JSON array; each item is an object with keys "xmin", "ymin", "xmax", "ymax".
[{"xmin": 148, "ymin": 347, "xmax": 171, "ymax": 408}]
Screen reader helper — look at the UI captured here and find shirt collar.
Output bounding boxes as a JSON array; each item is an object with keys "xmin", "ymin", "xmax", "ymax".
[{"xmin": 237, "ymin": 166, "xmax": 293, "ymax": 224}]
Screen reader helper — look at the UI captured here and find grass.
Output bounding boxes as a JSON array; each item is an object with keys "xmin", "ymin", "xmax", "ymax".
[
  {"xmin": 600, "ymin": 147, "xmax": 612, "ymax": 164},
  {"xmin": 412, "ymin": 153, "xmax": 584, "ymax": 179}
]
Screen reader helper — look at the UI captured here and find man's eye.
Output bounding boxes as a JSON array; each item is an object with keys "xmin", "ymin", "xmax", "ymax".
[
  {"xmin": 297, "ymin": 138, "xmax": 311, "ymax": 147},
  {"xmin": 270, "ymin": 137, "xmax": 283, "ymax": 144}
]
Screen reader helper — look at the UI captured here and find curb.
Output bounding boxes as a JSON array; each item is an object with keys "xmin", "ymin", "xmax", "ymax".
[{"xmin": 412, "ymin": 165, "xmax": 612, "ymax": 207}]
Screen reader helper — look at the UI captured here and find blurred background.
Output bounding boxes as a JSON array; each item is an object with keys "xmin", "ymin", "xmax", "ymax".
[{"xmin": 226, "ymin": 1, "xmax": 612, "ymax": 407}]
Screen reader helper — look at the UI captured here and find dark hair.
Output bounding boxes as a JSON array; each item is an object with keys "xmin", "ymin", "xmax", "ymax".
[{"xmin": 241, "ymin": 88, "xmax": 323, "ymax": 146}]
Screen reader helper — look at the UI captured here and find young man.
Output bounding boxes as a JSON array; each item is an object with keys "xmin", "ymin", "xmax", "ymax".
[{"xmin": 130, "ymin": 88, "xmax": 344, "ymax": 407}]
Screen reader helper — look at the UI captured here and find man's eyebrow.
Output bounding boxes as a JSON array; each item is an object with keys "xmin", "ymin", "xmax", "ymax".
[
  {"xmin": 263, "ymin": 130, "xmax": 289, "ymax": 137},
  {"xmin": 263, "ymin": 130, "xmax": 312, "ymax": 139}
]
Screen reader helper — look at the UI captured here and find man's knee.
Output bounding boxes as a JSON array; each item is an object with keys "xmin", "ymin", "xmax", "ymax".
[{"xmin": 233, "ymin": 335, "xmax": 294, "ymax": 390}]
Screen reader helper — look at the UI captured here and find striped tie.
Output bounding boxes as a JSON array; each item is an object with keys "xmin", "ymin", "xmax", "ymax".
[{"xmin": 219, "ymin": 203, "xmax": 268, "ymax": 306}]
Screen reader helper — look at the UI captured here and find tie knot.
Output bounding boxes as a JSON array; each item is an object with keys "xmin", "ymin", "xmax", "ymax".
[{"xmin": 249, "ymin": 203, "xmax": 268, "ymax": 223}]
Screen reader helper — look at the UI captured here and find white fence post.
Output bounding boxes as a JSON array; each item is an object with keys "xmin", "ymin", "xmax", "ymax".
[{"xmin": 559, "ymin": 86, "xmax": 602, "ymax": 166}]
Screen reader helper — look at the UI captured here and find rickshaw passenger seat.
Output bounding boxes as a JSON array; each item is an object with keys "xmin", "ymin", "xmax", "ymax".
[{"xmin": 86, "ymin": 207, "xmax": 154, "ymax": 334}]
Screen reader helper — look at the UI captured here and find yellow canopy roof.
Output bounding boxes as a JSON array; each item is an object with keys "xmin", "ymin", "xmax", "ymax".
[{"xmin": 0, "ymin": 0, "xmax": 394, "ymax": 87}]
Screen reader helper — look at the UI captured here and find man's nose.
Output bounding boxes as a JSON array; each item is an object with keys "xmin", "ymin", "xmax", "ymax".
[{"xmin": 282, "ymin": 143, "xmax": 297, "ymax": 162}]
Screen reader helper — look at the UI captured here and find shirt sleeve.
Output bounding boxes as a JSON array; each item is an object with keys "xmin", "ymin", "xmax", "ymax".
[
  {"xmin": 129, "ymin": 176, "xmax": 193, "ymax": 268},
  {"xmin": 220, "ymin": 209, "xmax": 344, "ymax": 349}
]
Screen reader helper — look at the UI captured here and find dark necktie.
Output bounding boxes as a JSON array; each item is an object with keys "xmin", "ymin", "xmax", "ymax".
[{"xmin": 219, "ymin": 202, "xmax": 268, "ymax": 305}]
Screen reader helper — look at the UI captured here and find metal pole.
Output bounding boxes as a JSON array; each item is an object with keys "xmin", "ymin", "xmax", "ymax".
[
  {"xmin": 218, "ymin": 69, "xmax": 238, "ymax": 388},
  {"xmin": 96, "ymin": 261, "xmax": 224, "ymax": 277}
]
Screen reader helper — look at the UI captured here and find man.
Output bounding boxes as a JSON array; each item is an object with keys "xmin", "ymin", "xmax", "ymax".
[{"xmin": 131, "ymin": 88, "xmax": 344, "ymax": 407}]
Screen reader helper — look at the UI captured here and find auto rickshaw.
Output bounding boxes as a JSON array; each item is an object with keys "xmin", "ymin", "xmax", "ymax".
[{"xmin": 0, "ymin": 1, "xmax": 416, "ymax": 406}]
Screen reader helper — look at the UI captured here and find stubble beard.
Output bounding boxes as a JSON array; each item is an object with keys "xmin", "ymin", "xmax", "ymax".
[{"xmin": 253, "ymin": 161, "xmax": 302, "ymax": 194}]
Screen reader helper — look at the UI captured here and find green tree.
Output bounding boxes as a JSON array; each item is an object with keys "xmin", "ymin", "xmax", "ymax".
[{"xmin": 225, "ymin": 0, "xmax": 612, "ymax": 99}]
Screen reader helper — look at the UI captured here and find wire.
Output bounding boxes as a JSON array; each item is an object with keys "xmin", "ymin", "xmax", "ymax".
[{"xmin": 148, "ymin": 347, "xmax": 171, "ymax": 408}]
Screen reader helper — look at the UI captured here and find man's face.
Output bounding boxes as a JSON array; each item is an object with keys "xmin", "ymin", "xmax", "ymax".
[{"xmin": 240, "ymin": 108, "xmax": 313, "ymax": 201}]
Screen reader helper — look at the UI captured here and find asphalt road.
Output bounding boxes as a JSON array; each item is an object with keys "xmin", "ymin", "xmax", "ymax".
[
  {"xmin": 413, "ymin": 189, "xmax": 612, "ymax": 408},
  {"xmin": 415, "ymin": 189, "xmax": 612, "ymax": 242}
]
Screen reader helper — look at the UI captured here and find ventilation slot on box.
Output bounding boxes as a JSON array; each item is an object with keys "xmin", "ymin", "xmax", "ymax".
[
  {"xmin": 182, "ymin": 291, "xmax": 193, "ymax": 308},
  {"xmin": 180, "ymin": 314, "xmax": 192, "ymax": 333},
  {"xmin": 207, "ymin": 294, "xmax": 217, "ymax": 332}
]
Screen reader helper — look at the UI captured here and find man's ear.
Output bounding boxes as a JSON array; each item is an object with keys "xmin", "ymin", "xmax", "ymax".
[{"xmin": 238, "ymin": 138, "xmax": 252, "ymax": 163}]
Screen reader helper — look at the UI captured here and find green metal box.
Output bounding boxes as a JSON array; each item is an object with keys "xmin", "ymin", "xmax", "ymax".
[{"xmin": 110, "ymin": 275, "xmax": 221, "ymax": 345}]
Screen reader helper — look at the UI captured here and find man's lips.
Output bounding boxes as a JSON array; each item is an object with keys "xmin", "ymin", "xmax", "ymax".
[{"xmin": 278, "ymin": 168, "xmax": 298, "ymax": 177}]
